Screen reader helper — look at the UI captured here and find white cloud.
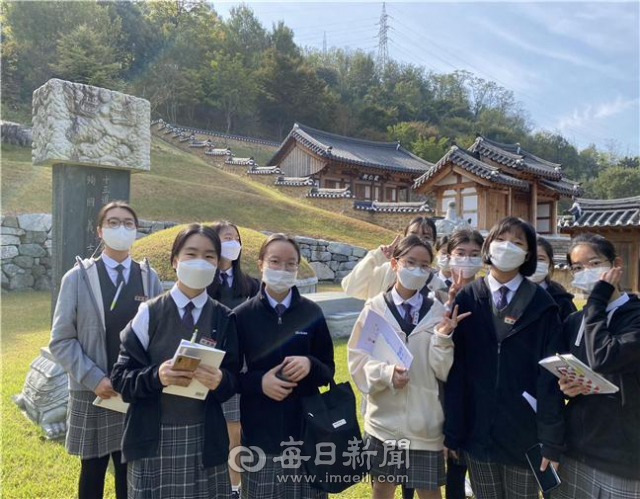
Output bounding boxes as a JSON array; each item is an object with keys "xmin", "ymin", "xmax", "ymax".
[{"xmin": 556, "ymin": 96, "xmax": 640, "ymax": 132}]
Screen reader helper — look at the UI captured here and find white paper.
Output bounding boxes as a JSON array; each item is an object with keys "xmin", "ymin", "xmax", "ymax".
[
  {"xmin": 522, "ymin": 391, "xmax": 537, "ymax": 413},
  {"xmin": 162, "ymin": 340, "xmax": 226, "ymax": 400},
  {"xmin": 93, "ymin": 394, "xmax": 129, "ymax": 414},
  {"xmin": 357, "ymin": 309, "xmax": 413, "ymax": 369}
]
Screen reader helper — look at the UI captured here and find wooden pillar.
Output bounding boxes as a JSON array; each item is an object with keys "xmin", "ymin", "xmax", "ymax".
[
  {"xmin": 531, "ymin": 181, "xmax": 538, "ymax": 227},
  {"xmin": 507, "ymin": 187, "xmax": 513, "ymax": 216},
  {"xmin": 551, "ymin": 200, "xmax": 558, "ymax": 235}
]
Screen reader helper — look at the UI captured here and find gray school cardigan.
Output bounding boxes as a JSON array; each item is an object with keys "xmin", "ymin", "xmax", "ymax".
[{"xmin": 49, "ymin": 256, "xmax": 163, "ymax": 392}]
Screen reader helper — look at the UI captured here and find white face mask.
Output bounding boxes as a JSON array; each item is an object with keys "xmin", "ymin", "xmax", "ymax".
[
  {"xmin": 571, "ymin": 267, "xmax": 609, "ymax": 293},
  {"xmin": 449, "ymin": 256, "xmax": 483, "ymax": 279},
  {"xmin": 489, "ymin": 241, "xmax": 527, "ymax": 272},
  {"xmin": 220, "ymin": 240, "xmax": 242, "ymax": 261},
  {"xmin": 262, "ymin": 268, "xmax": 297, "ymax": 294},
  {"xmin": 528, "ymin": 262, "xmax": 550, "ymax": 284},
  {"xmin": 397, "ymin": 265, "xmax": 430, "ymax": 291},
  {"xmin": 101, "ymin": 226, "xmax": 137, "ymax": 251},
  {"xmin": 436, "ymin": 254, "xmax": 450, "ymax": 272},
  {"xmin": 176, "ymin": 259, "xmax": 217, "ymax": 289}
]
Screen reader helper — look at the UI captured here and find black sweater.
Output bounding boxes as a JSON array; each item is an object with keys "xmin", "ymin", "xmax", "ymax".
[
  {"xmin": 111, "ymin": 293, "xmax": 239, "ymax": 467},
  {"xmin": 206, "ymin": 268, "xmax": 260, "ymax": 310},
  {"xmin": 561, "ymin": 281, "xmax": 640, "ymax": 480},
  {"xmin": 444, "ymin": 278, "xmax": 566, "ymax": 465},
  {"xmin": 545, "ymin": 279, "xmax": 577, "ymax": 322},
  {"xmin": 235, "ymin": 285, "xmax": 335, "ymax": 454}
]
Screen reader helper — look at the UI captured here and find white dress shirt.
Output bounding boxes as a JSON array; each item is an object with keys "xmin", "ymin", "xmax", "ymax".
[
  {"xmin": 101, "ymin": 253, "xmax": 132, "ymax": 286},
  {"xmin": 265, "ymin": 288, "xmax": 293, "ymax": 310},
  {"xmin": 219, "ymin": 267, "xmax": 234, "ymax": 287},
  {"xmin": 131, "ymin": 284, "xmax": 209, "ymax": 350},
  {"xmin": 487, "ymin": 273, "xmax": 524, "ymax": 308},
  {"xmin": 391, "ymin": 287, "xmax": 423, "ymax": 322}
]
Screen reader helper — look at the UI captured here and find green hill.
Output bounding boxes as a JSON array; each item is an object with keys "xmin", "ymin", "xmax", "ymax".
[{"xmin": 1, "ymin": 138, "xmax": 393, "ymax": 248}]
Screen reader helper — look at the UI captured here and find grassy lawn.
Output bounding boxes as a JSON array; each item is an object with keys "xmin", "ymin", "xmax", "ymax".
[
  {"xmin": 0, "ymin": 291, "xmax": 393, "ymax": 498},
  {"xmin": 1, "ymin": 139, "xmax": 393, "ymax": 249}
]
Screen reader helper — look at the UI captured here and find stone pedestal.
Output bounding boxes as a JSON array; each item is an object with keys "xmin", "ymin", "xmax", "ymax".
[{"xmin": 13, "ymin": 348, "xmax": 69, "ymax": 440}]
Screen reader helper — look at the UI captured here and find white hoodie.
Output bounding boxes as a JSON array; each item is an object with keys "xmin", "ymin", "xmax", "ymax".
[{"xmin": 348, "ymin": 292, "xmax": 453, "ymax": 451}]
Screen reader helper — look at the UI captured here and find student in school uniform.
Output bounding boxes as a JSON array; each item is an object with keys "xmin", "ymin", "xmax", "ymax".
[
  {"xmin": 348, "ymin": 235, "xmax": 470, "ymax": 499},
  {"xmin": 527, "ymin": 236, "xmax": 577, "ymax": 321},
  {"xmin": 206, "ymin": 220, "xmax": 260, "ymax": 498},
  {"xmin": 111, "ymin": 224, "xmax": 239, "ymax": 499},
  {"xmin": 234, "ymin": 233, "xmax": 335, "ymax": 499},
  {"xmin": 49, "ymin": 201, "xmax": 163, "ymax": 499},
  {"xmin": 443, "ymin": 217, "xmax": 565, "ymax": 499},
  {"xmin": 342, "ymin": 216, "xmax": 448, "ymax": 302},
  {"xmin": 440, "ymin": 228, "xmax": 484, "ymax": 499},
  {"xmin": 553, "ymin": 233, "xmax": 640, "ymax": 499}
]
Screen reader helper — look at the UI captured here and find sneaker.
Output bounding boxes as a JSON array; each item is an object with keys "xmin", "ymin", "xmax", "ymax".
[{"xmin": 231, "ymin": 489, "xmax": 240, "ymax": 499}]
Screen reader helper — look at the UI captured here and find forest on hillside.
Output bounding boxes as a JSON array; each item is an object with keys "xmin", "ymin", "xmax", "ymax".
[{"xmin": 1, "ymin": 0, "xmax": 638, "ymax": 198}]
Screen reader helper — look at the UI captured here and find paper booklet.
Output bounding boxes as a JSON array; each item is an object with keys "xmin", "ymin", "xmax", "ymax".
[
  {"xmin": 93, "ymin": 394, "xmax": 130, "ymax": 414},
  {"xmin": 539, "ymin": 353, "xmax": 619, "ymax": 395},
  {"xmin": 162, "ymin": 339, "xmax": 226, "ymax": 400},
  {"xmin": 356, "ymin": 309, "xmax": 414, "ymax": 369}
]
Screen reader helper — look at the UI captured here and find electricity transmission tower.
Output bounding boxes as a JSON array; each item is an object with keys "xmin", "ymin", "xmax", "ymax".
[{"xmin": 376, "ymin": 2, "xmax": 390, "ymax": 72}]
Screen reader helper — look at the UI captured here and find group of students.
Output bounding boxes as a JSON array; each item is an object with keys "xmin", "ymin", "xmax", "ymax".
[{"xmin": 49, "ymin": 201, "xmax": 639, "ymax": 499}]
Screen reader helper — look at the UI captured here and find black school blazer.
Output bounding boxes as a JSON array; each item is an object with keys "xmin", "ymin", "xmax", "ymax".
[{"xmin": 443, "ymin": 278, "xmax": 566, "ymax": 465}]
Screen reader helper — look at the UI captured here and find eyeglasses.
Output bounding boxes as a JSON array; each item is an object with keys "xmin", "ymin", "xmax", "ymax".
[
  {"xmin": 266, "ymin": 259, "xmax": 299, "ymax": 271},
  {"xmin": 399, "ymin": 258, "xmax": 432, "ymax": 272},
  {"xmin": 104, "ymin": 218, "xmax": 136, "ymax": 230},
  {"xmin": 569, "ymin": 260, "xmax": 609, "ymax": 275}
]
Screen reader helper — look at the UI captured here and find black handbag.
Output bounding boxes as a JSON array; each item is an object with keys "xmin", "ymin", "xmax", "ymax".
[{"xmin": 300, "ymin": 380, "xmax": 368, "ymax": 493}]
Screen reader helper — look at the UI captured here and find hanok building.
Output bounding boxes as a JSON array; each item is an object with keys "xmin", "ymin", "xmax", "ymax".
[
  {"xmin": 412, "ymin": 136, "xmax": 582, "ymax": 234},
  {"xmin": 559, "ymin": 196, "xmax": 640, "ymax": 292},
  {"xmin": 267, "ymin": 123, "xmax": 433, "ymax": 202}
]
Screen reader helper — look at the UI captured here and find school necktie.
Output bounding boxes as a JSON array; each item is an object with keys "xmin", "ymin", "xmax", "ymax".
[
  {"xmin": 496, "ymin": 286, "xmax": 509, "ymax": 310},
  {"xmin": 402, "ymin": 302, "xmax": 413, "ymax": 323},
  {"xmin": 275, "ymin": 303, "xmax": 287, "ymax": 317},
  {"xmin": 182, "ymin": 301, "xmax": 195, "ymax": 331},
  {"xmin": 220, "ymin": 272, "xmax": 230, "ymax": 288},
  {"xmin": 115, "ymin": 264, "xmax": 125, "ymax": 288}
]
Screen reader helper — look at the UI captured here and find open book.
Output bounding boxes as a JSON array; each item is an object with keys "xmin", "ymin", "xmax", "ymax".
[
  {"xmin": 93, "ymin": 394, "xmax": 130, "ymax": 414},
  {"xmin": 163, "ymin": 339, "xmax": 226, "ymax": 400},
  {"xmin": 539, "ymin": 353, "xmax": 619, "ymax": 395},
  {"xmin": 356, "ymin": 309, "xmax": 414, "ymax": 369}
]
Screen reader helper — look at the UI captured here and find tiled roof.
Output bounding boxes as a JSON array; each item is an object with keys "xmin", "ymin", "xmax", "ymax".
[
  {"xmin": 225, "ymin": 157, "xmax": 255, "ymax": 166},
  {"xmin": 306, "ymin": 186, "xmax": 353, "ymax": 198},
  {"xmin": 354, "ymin": 201, "xmax": 431, "ymax": 213},
  {"xmin": 205, "ymin": 148, "xmax": 232, "ymax": 156},
  {"xmin": 413, "ymin": 146, "xmax": 530, "ymax": 191},
  {"xmin": 558, "ymin": 196, "xmax": 640, "ymax": 229},
  {"xmin": 268, "ymin": 123, "xmax": 433, "ymax": 175},
  {"xmin": 247, "ymin": 166, "xmax": 283, "ymax": 175},
  {"xmin": 274, "ymin": 176, "xmax": 315, "ymax": 186},
  {"xmin": 470, "ymin": 136, "xmax": 563, "ymax": 179},
  {"xmin": 539, "ymin": 178, "xmax": 583, "ymax": 197}
]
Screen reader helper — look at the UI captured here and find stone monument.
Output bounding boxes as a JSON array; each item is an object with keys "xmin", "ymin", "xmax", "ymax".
[
  {"xmin": 435, "ymin": 201, "xmax": 470, "ymax": 237},
  {"xmin": 14, "ymin": 79, "xmax": 150, "ymax": 438}
]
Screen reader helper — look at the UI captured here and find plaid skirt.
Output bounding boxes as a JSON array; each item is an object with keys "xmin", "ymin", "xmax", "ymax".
[
  {"xmin": 465, "ymin": 452, "xmax": 538, "ymax": 499},
  {"xmin": 241, "ymin": 450, "xmax": 327, "ymax": 499},
  {"xmin": 222, "ymin": 394, "xmax": 240, "ymax": 422},
  {"xmin": 128, "ymin": 423, "xmax": 231, "ymax": 499},
  {"xmin": 553, "ymin": 456, "xmax": 640, "ymax": 499},
  {"xmin": 66, "ymin": 390, "xmax": 124, "ymax": 459},
  {"xmin": 364, "ymin": 433, "xmax": 446, "ymax": 490}
]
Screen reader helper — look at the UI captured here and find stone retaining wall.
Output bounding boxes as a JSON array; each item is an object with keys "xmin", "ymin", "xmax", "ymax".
[
  {"xmin": 294, "ymin": 236, "xmax": 367, "ymax": 282},
  {"xmin": 1, "ymin": 214, "xmax": 176, "ymax": 292}
]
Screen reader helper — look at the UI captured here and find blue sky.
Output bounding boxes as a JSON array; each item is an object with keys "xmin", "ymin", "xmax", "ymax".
[{"xmin": 213, "ymin": 1, "xmax": 640, "ymax": 156}]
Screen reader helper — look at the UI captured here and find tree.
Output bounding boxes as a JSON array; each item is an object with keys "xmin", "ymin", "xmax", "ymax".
[
  {"xmin": 204, "ymin": 53, "xmax": 258, "ymax": 133},
  {"xmin": 412, "ymin": 136, "xmax": 450, "ymax": 163},
  {"xmin": 585, "ymin": 166, "xmax": 640, "ymax": 199},
  {"xmin": 51, "ymin": 24, "xmax": 124, "ymax": 89}
]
